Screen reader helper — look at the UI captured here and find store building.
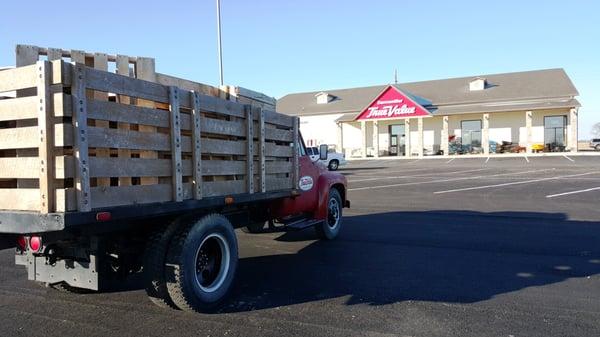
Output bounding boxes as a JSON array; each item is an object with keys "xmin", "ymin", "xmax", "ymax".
[{"xmin": 277, "ymin": 69, "xmax": 580, "ymax": 158}]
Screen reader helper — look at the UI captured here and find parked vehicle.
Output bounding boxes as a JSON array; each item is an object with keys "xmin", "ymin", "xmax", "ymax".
[
  {"xmin": 307, "ymin": 145, "xmax": 347, "ymax": 171},
  {"xmin": 0, "ymin": 52, "xmax": 350, "ymax": 313},
  {"xmin": 590, "ymin": 138, "xmax": 600, "ymax": 151}
]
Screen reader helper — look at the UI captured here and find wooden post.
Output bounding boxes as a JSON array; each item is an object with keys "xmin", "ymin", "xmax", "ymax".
[
  {"xmin": 245, "ymin": 105, "xmax": 254, "ymax": 193},
  {"xmin": 71, "ymin": 63, "xmax": 92, "ymax": 212},
  {"xmin": 292, "ymin": 117, "xmax": 299, "ymax": 189},
  {"xmin": 526, "ymin": 111, "xmax": 533, "ymax": 153},
  {"xmin": 36, "ymin": 61, "xmax": 54, "ymax": 213},
  {"xmin": 136, "ymin": 57, "xmax": 159, "ymax": 185},
  {"xmin": 404, "ymin": 118, "xmax": 411, "ymax": 157},
  {"xmin": 441, "ymin": 116, "xmax": 449, "ymax": 156},
  {"xmin": 257, "ymin": 107, "xmax": 266, "ymax": 193},
  {"xmin": 116, "ymin": 55, "xmax": 132, "ymax": 186},
  {"xmin": 482, "ymin": 113, "xmax": 490, "ymax": 155},
  {"xmin": 93, "ymin": 53, "xmax": 110, "ymax": 186},
  {"xmin": 191, "ymin": 92, "xmax": 203, "ymax": 199},
  {"xmin": 169, "ymin": 87, "xmax": 183, "ymax": 201}
]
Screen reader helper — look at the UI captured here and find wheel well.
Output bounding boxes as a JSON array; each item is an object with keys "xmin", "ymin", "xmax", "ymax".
[{"xmin": 331, "ymin": 183, "xmax": 345, "ymax": 203}]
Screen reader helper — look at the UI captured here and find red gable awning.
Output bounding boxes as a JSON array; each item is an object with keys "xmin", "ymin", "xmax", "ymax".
[{"xmin": 355, "ymin": 85, "xmax": 430, "ymax": 121}]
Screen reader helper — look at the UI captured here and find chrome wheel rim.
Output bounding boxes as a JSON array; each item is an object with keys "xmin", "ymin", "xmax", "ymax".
[
  {"xmin": 194, "ymin": 233, "xmax": 230, "ymax": 293},
  {"xmin": 327, "ymin": 197, "xmax": 340, "ymax": 229}
]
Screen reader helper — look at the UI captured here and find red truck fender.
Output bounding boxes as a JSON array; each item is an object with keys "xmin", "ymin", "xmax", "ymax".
[{"xmin": 313, "ymin": 172, "xmax": 349, "ymax": 220}]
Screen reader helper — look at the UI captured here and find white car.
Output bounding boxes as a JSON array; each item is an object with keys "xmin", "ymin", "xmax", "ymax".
[{"xmin": 307, "ymin": 146, "xmax": 346, "ymax": 171}]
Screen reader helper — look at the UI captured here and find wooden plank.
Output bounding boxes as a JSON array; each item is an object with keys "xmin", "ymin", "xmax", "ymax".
[
  {"xmin": 88, "ymin": 183, "xmax": 193, "ymax": 209},
  {"xmin": 85, "ymin": 126, "xmax": 192, "ymax": 152},
  {"xmin": 16, "ymin": 45, "xmax": 39, "ymax": 66},
  {"xmin": 169, "ymin": 87, "xmax": 183, "ymax": 201},
  {"xmin": 203, "ymin": 180, "xmax": 245, "ymax": 197},
  {"xmin": 53, "ymin": 93, "xmax": 72, "ymax": 117},
  {"xmin": 51, "ymin": 60, "xmax": 72, "ymax": 86},
  {"xmin": 62, "ymin": 157, "xmax": 193, "ymax": 178},
  {"xmin": 203, "ymin": 118, "xmax": 245, "ymax": 137},
  {"xmin": 85, "ymin": 66, "xmax": 168, "ymax": 103},
  {"xmin": 47, "ymin": 48, "xmax": 62, "ymax": 61},
  {"xmin": 86, "ymin": 99, "xmax": 176, "ymax": 128},
  {"xmin": 0, "ymin": 157, "xmax": 40, "ymax": 178},
  {"xmin": 257, "ymin": 107, "xmax": 266, "ymax": 192},
  {"xmin": 265, "ymin": 142, "xmax": 293, "ymax": 157},
  {"xmin": 202, "ymin": 138, "xmax": 246, "ymax": 156},
  {"xmin": 71, "ymin": 63, "xmax": 92, "ymax": 211},
  {"xmin": 0, "ymin": 126, "xmax": 39, "ymax": 149},
  {"xmin": 116, "ymin": 55, "xmax": 132, "ymax": 186},
  {"xmin": 245, "ymin": 105, "xmax": 254, "ymax": 193},
  {"xmin": 265, "ymin": 127, "xmax": 293, "ymax": 142},
  {"xmin": 197, "ymin": 93, "xmax": 244, "ymax": 118},
  {"xmin": 266, "ymin": 177, "xmax": 293, "ymax": 192},
  {"xmin": 292, "ymin": 117, "xmax": 299, "ymax": 189},
  {"xmin": 265, "ymin": 161, "xmax": 292, "ymax": 174},
  {"xmin": 0, "ymin": 189, "xmax": 40, "ymax": 211},
  {"xmin": 36, "ymin": 61, "xmax": 54, "ymax": 213},
  {"xmin": 93, "ymin": 53, "xmax": 110, "ymax": 187},
  {"xmin": 0, "ymin": 96, "xmax": 38, "ymax": 121},
  {"xmin": 69, "ymin": 49, "xmax": 86, "ymax": 64},
  {"xmin": 0, "ymin": 65, "xmax": 38, "ymax": 92},
  {"xmin": 136, "ymin": 57, "xmax": 160, "ymax": 185},
  {"xmin": 191, "ymin": 91, "xmax": 202, "ymax": 199},
  {"xmin": 155, "ymin": 72, "xmax": 222, "ymax": 97},
  {"xmin": 202, "ymin": 160, "xmax": 245, "ymax": 176},
  {"xmin": 263, "ymin": 109, "xmax": 294, "ymax": 128}
]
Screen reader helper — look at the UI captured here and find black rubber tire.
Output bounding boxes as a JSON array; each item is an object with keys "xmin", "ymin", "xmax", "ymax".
[
  {"xmin": 328, "ymin": 159, "xmax": 339, "ymax": 171},
  {"xmin": 143, "ymin": 220, "xmax": 182, "ymax": 309},
  {"xmin": 315, "ymin": 188, "xmax": 343, "ymax": 240},
  {"xmin": 165, "ymin": 214, "xmax": 238, "ymax": 313},
  {"xmin": 48, "ymin": 282, "xmax": 92, "ymax": 294},
  {"xmin": 596, "ymin": 145, "xmax": 600, "ymax": 151}
]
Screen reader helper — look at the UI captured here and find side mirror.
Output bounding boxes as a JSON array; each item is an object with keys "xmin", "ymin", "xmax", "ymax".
[{"xmin": 319, "ymin": 144, "xmax": 328, "ymax": 161}]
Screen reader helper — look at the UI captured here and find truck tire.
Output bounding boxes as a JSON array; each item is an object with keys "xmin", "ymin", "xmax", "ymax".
[
  {"xmin": 315, "ymin": 188, "xmax": 343, "ymax": 240},
  {"xmin": 328, "ymin": 159, "xmax": 339, "ymax": 171},
  {"xmin": 143, "ymin": 220, "xmax": 182, "ymax": 309},
  {"xmin": 165, "ymin": 214, "xmax": 238, "ymax": 313},
  {"xmin": 596, "ymin": 145, "xmax": 600, "ymax": 151}
]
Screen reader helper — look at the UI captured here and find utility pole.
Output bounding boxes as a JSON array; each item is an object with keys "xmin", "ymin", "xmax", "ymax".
[
  {"xmin": 216, "ymin": 0, "xmax": 224, "ymax": 86},
  {"xmin": 394, "ymin": 69, "xmax": 398, "ymax": 84}
]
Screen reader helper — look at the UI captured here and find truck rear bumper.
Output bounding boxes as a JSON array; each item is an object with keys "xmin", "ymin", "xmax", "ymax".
[{"xmin": 0, "ymin": 211, "xmax": 65, "ymax": 234}]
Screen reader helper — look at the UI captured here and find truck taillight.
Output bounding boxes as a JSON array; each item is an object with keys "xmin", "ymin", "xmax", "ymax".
[
  {"xmin": 16, "ymin": 236, "xmax": 27, "ymax": 251},
  {"xmin": 29, "ymin": 236, "xmax": 42, "ymax": 252}
]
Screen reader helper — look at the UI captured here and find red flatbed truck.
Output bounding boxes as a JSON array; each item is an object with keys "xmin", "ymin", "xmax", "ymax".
[{"xmin": 0, "ymin": 48, "xmax": 349, "ymax": 312}]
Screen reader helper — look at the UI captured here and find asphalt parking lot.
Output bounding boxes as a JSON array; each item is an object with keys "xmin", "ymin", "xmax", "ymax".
[{"xmin": 1, "ymin": 155, "xmax": 599, "ymax": 337}]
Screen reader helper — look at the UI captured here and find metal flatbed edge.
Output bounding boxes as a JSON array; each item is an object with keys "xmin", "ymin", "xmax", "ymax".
[{"xmin": 0, "ymin": 189, "xmax": 296, "ymax": 234}]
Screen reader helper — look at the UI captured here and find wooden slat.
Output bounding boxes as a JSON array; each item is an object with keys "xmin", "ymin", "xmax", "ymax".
[
  {"xmin": 203, "ymin": 118, "xmax": 244, "ymax": 137},
  {"xmin": 85, "ymin": 126, "xmax": 192, "ymax": 152},
  {"xmin": 0, "ymin": 65, "xmax": 38, "ymax": 92},
  {"xmin": 0, "ymin": 126, "xmax": 39, "ymax": 149},
  {"xmin": 202, "ymin": 160, "xmax": 246, "ymax": 176},
  {"xmin": 85, "ymin": 66, "xmax": 168, "ymax": 103},
  {"xmin": 62, "ymin": 157, "xmax": 193, "ymax": 178},
  {"xmin": 265, "ymin": 142, "xmax": 293, "ymax": 157},
  {"xmin": 0, "ymin": 157, "xmax": 40, "ymax": 178},
  {"xmin": 203, "ymin": 180, "xmax": 245, "ymax": 197},
  {"xmin": 71, "ymin": 63, "xmax": 92, "ymax": 211},
  {"xmin": 202, "ymin": 138, "xmax": 246, "ymax": 156},
  {"xmin": 86, "ymin": 183, "xmax": 193, "ymax": 209},
  {"xmin": 245, "ymin": 105, "xmax": 254, "ymax": 193},
  {"xmin": 116, "ymin": 54, "xmax": 132, "ymax": 186},
  {"xmin": 257, "ymin": 107, "xmax": 266, "ymax": 192},
  {"xmin": 266, "ymin": 177, "xmax": 293, "ymax": 192},
  {"xmin": 36, "ymin": 61, "xmax": 54, "ymax": 213},
  {"xmin": 92, "ymin": 53, "xmax": 111, "ymax": 187},
  {"xmin": 265, "ymin": 161, "xmax": 292, "ymax": 174},
  {"xmin": 86, "ymin": 99, "xmax": 175, "ymax": 128},
  {"xmin": 265, "ymin": 127, "xmax": 293, "ymax": 142},
  {"xmin": 263, "ymin": 109, "xmax": 294, "ymax": 128},
  {"xmin": 292, "ymin": 117, "xmax": 299, "ymax": 189},
  {"xmin": 191, "ymin": 91, "xmax": 202, "ymax": 199},
  {"xmin": 0, "ymin": 189, "xmax": 40, "ymax": 211},
  {"xmin": 136, "ymin": 57, "xmax": 160, "ymax": 186},
  {"xmin": 0, "ymin": 96, "xmax": 38, "ymax": 121},
  {"xmin": 169, "ymin": 87, "xmax": 183, "ymax": 201},
  {"xmin": 47, "ymin": 48, "xmax": 62, "ymax": 61},
  {"xmin": 196, "ymin": 93, "xmax": 245, "ymax": 118}
]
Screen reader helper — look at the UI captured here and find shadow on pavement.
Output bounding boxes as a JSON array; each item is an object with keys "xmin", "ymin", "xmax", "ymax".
[{"xmin": 224, "ymin": 210, "xmax": 600, "ymax": 312}]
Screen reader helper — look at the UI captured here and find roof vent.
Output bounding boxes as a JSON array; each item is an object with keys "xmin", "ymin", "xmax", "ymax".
[
  {"xmin": 469, "ymin": 77, "xmax": 487, "ymax": 91},
  {"xmin": 315, "ymin": 92, "xmax": 334, "ymax": 104}
]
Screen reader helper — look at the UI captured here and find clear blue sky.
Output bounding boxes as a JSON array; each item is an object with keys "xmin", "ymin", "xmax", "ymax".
[{"xmin": 1, "ymin": 0, "xmax": 598, "ymax": 138}]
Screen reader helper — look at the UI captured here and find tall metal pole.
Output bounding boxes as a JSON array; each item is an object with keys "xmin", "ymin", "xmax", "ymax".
[{"xmin": 216, "ymin": 0, "xmax": 224, "ymax": 86}]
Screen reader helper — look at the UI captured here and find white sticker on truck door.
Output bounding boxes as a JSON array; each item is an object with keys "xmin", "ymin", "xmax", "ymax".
[{"xmin": 299, "ymin": 176, "xmax": 314, "ymax": 191}]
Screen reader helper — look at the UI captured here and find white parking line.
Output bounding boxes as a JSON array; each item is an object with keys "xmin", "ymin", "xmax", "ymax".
[
  {"xmin": 348, "ymin": 168, "xmax": 554, "ymax": 191},
  {"xmin": 485, "ymin": 157, "xmax": 490, "ymax": 163},
  {"xmin": 563, "ymin": 155, "xmax": 575, "ymax": 162},
  {"xmin": 524, "ymin": 156, "xmax": 529, "ymax": 163},
  {"xmin": 546, "ymin": 186, "xmax": 600, "ymax": 198},
  {"xmin": 446, "ymin": 158, "xmax": 455, "ymax": 164},
  {"xmin": 434, "ymin": 172, "xmax": 597, "ymax": 194},
  {"xmin": 348, "ymin": 168, "xmax": 489, "ymax": 183}
]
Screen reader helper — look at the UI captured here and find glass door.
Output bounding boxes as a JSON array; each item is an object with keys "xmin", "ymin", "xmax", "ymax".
[
  {"xmin": 389, "ymin": 124, "xmax": 405, "ymax": 156},
  {"xmin": 544, "ymin": 116, "xmax": 567, "ymax": 152},
  {"xmin": 461, "ymin": 120, "xmax": 482, "ymax": 153}
]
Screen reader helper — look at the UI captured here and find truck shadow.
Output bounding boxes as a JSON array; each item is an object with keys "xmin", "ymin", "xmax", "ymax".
[{"xmin": 223, "ymin": 210, "xmax": 600, "ymax": 312}]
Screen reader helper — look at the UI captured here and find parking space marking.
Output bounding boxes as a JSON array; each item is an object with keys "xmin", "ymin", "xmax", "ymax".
[
  {"xmin": 524, "ymin": 156, "xmax": 529, "ymax": 163},
  {"xmin": 546, "ymin": 186, "xmax": 600, "ymax": 198},
  {"xmin": 563, "ymin": 155, "xmax": 575, "ymax": 162},
  {"xmin": 434, "ymin": 172, "xmax": 597, "ymax": 194},
  {"xmin": 348, "ymin": 168, "xmax": 554, "ymax": 191},
  {"xmin": 445, "ymin": 158, "xmax": 455, "ymax": 164},
  {"xmin": 485, "ymin": 157, "xmax": 490, "ymax": 163},
  {"xmin": 348, "ymin": 168, "xmax": 489, "ymax": 183}
]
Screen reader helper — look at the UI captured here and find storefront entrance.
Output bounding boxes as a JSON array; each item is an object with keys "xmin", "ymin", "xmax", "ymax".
[
  {"xmin": 461, "ymin": 120, "xmax": 482, "ymax": 153},
  {"xmin": 389, "ymin": 124, "xmax": 406, "ymax": 156},
  {"xmin": 544, "ymin": 115, "xmax": 567, "ymax": 152}
]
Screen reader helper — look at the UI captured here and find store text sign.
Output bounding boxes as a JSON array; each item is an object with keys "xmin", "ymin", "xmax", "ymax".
[{"xmin": 356, "ymin": 86, "xmax": 430, "ymax": 120}]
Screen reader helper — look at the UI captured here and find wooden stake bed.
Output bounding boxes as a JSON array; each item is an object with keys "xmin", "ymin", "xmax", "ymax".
[{"xmin": 0, "ymin": 49, "xmax": 298, "ymax": 230}]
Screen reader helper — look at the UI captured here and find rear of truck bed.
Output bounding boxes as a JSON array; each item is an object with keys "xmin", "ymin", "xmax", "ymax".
[{"xmin": 0, "ymin": 47, "xmax": 299, "ymax": 234}]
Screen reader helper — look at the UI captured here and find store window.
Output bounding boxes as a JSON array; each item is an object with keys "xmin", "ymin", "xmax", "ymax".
[
  {"xmin": 544, "ymin": 115, "xmax": 567, "ymax": 152},
  {"xmin": 461, "ymin": 120, "xmax": 482, "ymax": 152}
]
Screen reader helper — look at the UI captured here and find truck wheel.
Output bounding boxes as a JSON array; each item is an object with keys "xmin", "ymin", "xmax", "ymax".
[
  {"xmin": 143, "ymin": 220, "xmax": 182, "ymax": 309},
  {"xmin": 165, "ymin": 214, "xmax": 238, "ymax": 313},
  {"xmin": 596, "ymin": 145, "xmax": 600, "ymax": 151},
  {"xmin": 315, "ymin": 189, "xmax": 343, "ymax": 240},
  {"xmin": 328, "ymin": 160, "xmax": 339, "ymax": 171}
]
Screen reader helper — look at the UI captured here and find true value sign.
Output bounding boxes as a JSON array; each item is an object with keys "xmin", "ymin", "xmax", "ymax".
[{"xmin": 355, "ymin": 85, "xmax": 430, "ymax": 121}]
